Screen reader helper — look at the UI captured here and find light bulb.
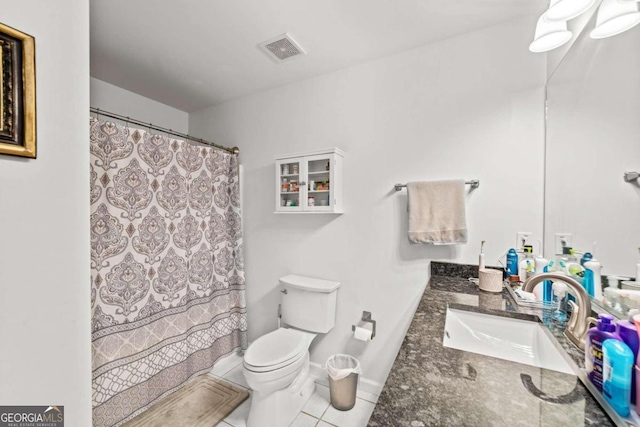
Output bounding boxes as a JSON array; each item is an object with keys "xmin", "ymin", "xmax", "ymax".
[
  {"xmin": 529, "ymin": 15, "xmax": 573, "ymax": 52},
  {"xmin": 590, "ymin": 0, "xmax": 640, "ymax": 39},
  {"xmin": 545, "ymin": 0, "xmax": 597, "ymax": 21}
]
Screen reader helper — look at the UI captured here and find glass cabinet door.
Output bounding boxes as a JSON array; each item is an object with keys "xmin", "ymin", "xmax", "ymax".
[
  {"xmin": 277, "ymin": 158, "xmax": 303, "ymax": 211},
  {"xmin": 303, "ymin": 154, "xmax": 333, "ymax": 211}
]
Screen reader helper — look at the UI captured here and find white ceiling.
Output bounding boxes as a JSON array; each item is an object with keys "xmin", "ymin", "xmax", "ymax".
[{"xmin": 91, "ymin": 0, "xmax": 545, "ymax": 112}]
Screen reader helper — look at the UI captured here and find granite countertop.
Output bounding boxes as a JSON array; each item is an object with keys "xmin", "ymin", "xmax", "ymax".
[{"xmin": 368, "ymin": 263, "xmax": 614, "ymax": 427}]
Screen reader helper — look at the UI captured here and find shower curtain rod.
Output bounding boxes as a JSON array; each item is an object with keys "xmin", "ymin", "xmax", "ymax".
[{"xmin": 90, "ymin": 107, "xmax": 239, "ymax": 155}]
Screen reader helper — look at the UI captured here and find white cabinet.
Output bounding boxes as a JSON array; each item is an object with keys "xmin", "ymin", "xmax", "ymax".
[{"xmin": 275, "ymin": 148, "xmax": 344, "ymax": 214}]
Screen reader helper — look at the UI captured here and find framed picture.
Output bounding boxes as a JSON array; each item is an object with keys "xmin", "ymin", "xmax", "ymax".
[{"xmin": 0, "ymin": 22, "xmax": 36, "ymax": 158}]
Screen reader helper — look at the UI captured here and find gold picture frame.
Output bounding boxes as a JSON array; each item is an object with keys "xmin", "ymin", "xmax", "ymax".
[{"xmin": 0, "ymin": 22, "xmax": 36, "ymax": 158}]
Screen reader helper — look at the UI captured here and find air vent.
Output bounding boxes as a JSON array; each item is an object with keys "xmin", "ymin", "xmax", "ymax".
[{"xmin": 258, "ymin": 33, "xmax": 306, "ymax": 63}]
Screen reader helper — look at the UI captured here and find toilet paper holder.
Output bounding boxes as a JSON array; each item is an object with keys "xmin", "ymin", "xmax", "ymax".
[{"xmin": 352, "ymin": 311, "xmax": 376, "ymax": 340}]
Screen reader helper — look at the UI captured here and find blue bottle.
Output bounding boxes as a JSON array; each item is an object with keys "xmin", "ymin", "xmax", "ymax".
[
  {"xmin": 543, "ymin": 261, "xmax": 554, "ymax": 303},
  {"xmin": 583, "ymin": 268, "xmax": 595, "ymax": 297},
  {"xmin": 507, "ymin": 249, "xmax": 519, "ymax": 277},
  {"xmin": 602, "ymin": 339, "xmax": 634, "ymax": 417}
]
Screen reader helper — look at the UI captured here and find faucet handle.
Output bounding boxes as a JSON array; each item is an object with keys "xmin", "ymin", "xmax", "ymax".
[{"xmin": 567, "ymin": 300, "xmax": 580, "ymax": 332}]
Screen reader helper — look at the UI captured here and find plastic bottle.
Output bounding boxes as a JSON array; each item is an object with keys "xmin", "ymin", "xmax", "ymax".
[
  {"xmin": 542, "ymin": 261, "xmax": 554, "ymax": 304},
  {"xmin": 603, "ymin": 339, "xmax": 634, "ymax": 417},
  {"xmin": 618, "ymin": 312, "xmax": 639, "ymax": 405},
  {"xmin": 519, "ymin": 246, "xmax": 534, "ymax": 282},
  {"xmin": 580, "ymin": 252, "xmax": 593, "ymax": 266},
  {"xmin": 631, "ymin": 314, "xmax": 640, "ymax": 416},
  {"xmin": 551, "ymin": 282, "xmax": 568, "ymax": 324},
  {"xmin": 584, "ymin": 258, "xmax": 603, "ymax": 300},
  {"xmin": 583, "ymin": 265, "xmax": 595, "ymax": 297},
  {"xmin": 506, "ymin": 249, "xmax": 519, "ymax": 277},
  {"xmin": 534, "ymin": 240, "xmax": 548, "ymax": 276},
  {"xmin": 585, "ymin": 313, "xmax": 622, "ymax": 391}
]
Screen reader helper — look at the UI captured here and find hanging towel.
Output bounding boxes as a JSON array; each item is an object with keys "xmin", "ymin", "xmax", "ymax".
[{"xmin": 407, "ymin": 180, "xmax": 468, "ymax": 245}]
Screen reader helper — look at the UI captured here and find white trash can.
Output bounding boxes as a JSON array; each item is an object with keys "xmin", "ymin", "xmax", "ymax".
[{"xmin": 326, "ymin": 354, "xmax": 362, "ymax": 411}]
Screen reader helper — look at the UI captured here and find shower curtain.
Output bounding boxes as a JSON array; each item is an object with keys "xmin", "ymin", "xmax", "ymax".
[{"xmin": 89, "ymin": 118, "xmax": 247, "ymax": 427}]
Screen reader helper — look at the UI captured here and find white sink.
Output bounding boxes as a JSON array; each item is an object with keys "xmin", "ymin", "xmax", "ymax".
[{"xmin": 443, "ymin": 308, "xmax": 574, "ymax": 375}]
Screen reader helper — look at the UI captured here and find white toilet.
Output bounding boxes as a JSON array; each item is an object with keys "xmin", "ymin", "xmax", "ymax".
[{"xmin": 243, "ymin": 274, "xmax": 340, "ymax": 427}]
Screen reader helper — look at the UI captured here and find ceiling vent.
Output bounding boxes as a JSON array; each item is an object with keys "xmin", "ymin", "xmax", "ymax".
[{"xmin": 258, "ymin": 33, "xmax": 306, "ymax": 63}]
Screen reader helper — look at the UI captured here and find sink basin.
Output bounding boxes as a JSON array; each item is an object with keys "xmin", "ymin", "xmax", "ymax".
[{"xmin": 443, "ymin": 307, "xmax": 574, "ymax": 375}]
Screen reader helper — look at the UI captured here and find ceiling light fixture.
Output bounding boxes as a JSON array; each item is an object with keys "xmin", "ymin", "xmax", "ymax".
[
  {"xmin": 529, "ymin": 15, "xmax": 574, "ymax": 52},
  {"xmin": 545, "ymin": 0, "xmax": 598, "ymax": 21},
  {"xmin": 590, "ymin": 0, "xmax": 640, "ymax": 38}
]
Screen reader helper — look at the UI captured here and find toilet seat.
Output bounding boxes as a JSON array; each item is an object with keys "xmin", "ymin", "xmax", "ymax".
[{"xmin": 244, "ymin": 328, "xmax": 308, "ymax": 372}]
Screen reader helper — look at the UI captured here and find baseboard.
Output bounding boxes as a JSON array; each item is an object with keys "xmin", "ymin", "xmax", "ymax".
[{"xmin": 309, "ymin": 361, "xmax": 383, "ymax": 397}]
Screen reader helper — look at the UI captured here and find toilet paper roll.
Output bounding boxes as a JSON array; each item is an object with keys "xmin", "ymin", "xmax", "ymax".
[{"xmin": 353, "ymin": 326, "xmax": 372, "ymax": 342}]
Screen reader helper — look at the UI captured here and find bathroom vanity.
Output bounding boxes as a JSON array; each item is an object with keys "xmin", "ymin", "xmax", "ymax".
[{"xmin": 367, "ymin": 262, "xmax": 614, "ymax": 426}]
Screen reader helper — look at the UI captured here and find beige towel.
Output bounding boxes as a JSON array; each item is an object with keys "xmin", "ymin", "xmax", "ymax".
[{"xmin": 407, "ymin": 180, "xmax": 468, "ymax": 245}]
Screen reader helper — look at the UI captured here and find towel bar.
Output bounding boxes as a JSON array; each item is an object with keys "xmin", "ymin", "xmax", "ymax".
[{"xmin": 394, "ymin": 180, "xmax": 479, "ymax": 191}]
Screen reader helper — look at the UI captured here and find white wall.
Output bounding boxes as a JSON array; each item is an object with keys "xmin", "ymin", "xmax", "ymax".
[
  {"xmin": 91, "ymin": 77, "xmax": 189, "ymax": 133},
  {"xmin": 0, "ymin": 1, "xmax": 91, "ymax": 426},
  {"xmin": 190, "ymin": 17, "xmax": 546, "ymax": 384},
  {"xmin": 545, "ymin": 25, "xmax": 640, "ymax": 277}
]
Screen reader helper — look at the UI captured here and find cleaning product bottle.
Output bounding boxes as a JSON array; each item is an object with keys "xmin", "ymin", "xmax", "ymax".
[
  {"xmin": 519, "ymin": 246, "xmax": 534, "ymax": 282},
  {"xmin": 618, "ymin": 310, "xmax": 640, "ymax": 405},
  {"xmin": 586, "ymin": 313, "xmax": 622, "ymax": 391},
  {"xmin": 566, "ymin": 249, "xmax": 585, "ymax": 282},
  {"xmin": 602, "ymin": 339, "xmax": 634, "ymax": 417},
  {"xmin": 507, "ymin": 249, "xmax": 519, "ymax": 278},
  {"xmin": 584, "ymin": 258, "xmax": 603, "ymax": 300}
]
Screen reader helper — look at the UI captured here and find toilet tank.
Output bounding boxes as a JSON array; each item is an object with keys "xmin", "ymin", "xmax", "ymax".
[{"xmin": 280, "ymin": 275, "xmax": 340, "ymax": 333}]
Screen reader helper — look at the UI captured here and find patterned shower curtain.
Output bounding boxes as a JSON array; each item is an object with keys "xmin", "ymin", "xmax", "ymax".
[{"xmin": 89, "ymin": 118, "xmax": 247, "ymax": 427}]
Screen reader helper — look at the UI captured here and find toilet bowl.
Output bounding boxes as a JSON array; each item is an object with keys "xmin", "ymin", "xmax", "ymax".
[
  {"xmin": 242, "ymin": 274, "xmax": 341, "ymax": 427},
  {"xmin": 243, "ymin": 328, "xmax": 317, "ymax": 427}
]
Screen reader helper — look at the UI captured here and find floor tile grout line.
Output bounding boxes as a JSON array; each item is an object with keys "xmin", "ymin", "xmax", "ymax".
[
  {"xmin": 218, "ymin": 376, "xmax": 250, "ymax": 391},
  {"xmin": 213, "ymin": 359, "xmax": 244, "ymax": 378}
]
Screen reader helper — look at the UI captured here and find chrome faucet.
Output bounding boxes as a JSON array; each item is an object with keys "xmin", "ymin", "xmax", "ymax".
[{"xmin": 522, "ymin": 273, "xmax": 592, "ymax": 351}]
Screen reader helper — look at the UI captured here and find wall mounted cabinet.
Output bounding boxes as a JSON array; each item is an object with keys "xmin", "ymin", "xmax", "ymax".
[{"xmin": 275, "ymin": 148, "xmax": 344, "ymax": 214}]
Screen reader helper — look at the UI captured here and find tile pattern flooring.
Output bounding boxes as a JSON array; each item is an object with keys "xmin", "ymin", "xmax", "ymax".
[{"xmin": 210, "ymin": 353, "xmax": 378, "ymax": 427}]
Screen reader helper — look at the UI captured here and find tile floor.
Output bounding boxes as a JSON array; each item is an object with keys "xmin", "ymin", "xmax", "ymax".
[{"xmin": 211, "ymin": 353, "xmax": 378, "ymax": 427}]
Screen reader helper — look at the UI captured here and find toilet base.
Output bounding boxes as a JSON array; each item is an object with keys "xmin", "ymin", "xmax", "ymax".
[{"xmin": 246, "ymin": 362, "xmax": 316, "ymax": 427}]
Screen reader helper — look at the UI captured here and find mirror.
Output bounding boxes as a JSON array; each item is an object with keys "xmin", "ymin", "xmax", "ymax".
[
  {"xmin": 544, "ymin": 12, "xmax": 640, "ymax": 318},
  {"xmin": 544, "ymin": 13, "xmax": 640, "ymax": 285}
]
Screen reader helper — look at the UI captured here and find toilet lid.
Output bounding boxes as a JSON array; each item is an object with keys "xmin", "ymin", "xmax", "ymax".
[{"xmin": 244, "ymin": 328, "xmax": 307, "ymax": 367}]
